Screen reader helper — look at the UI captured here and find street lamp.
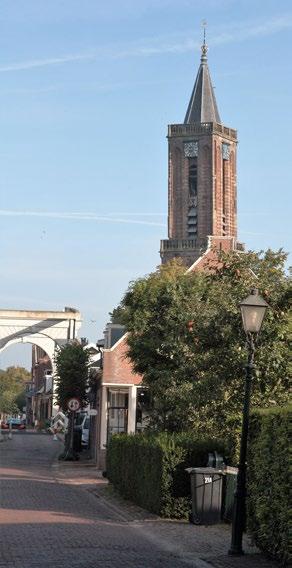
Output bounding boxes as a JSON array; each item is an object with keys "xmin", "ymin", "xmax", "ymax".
[{"xmin": 229, "ymin": 288, "xmax": 269, "ymax": 556}]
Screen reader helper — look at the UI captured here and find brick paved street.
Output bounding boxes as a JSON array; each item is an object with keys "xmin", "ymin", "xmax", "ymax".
[{"xmin": 0, "ymin": 432, "xmax": 279, "ymax": 568}]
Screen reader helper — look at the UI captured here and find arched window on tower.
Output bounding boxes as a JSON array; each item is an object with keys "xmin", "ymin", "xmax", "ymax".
[
  {"xmin": 188, "ymin": 158, "xmax": 198, "ymax": 196},
  {"xmin": 187, "ymin": 158, "xmax": 198, "ymax": 238},
  {"xmin": 222, "ymin": 143, "xmax": 230, "ymax": 235}
]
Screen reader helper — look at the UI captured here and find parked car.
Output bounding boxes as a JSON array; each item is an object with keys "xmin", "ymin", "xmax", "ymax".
[
  {"xmin": 4, "ymin": 418, "xmax": 26, "ymax": 430},
  {"xmin": 81, "ymin": 416, "xmax": 90, "ymax": 447},
  {"xmin": 66, "ymin": 411, "xmax": 89, "ymax": 451}
]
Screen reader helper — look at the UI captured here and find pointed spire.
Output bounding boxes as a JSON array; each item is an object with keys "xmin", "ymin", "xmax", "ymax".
[{"xmin": 184, "ymin": 24, "xmax": 221, "ymax": 125}]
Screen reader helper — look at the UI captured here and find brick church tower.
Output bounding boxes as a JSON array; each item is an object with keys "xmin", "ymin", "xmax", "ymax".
[{"xmin": 160, "ymin": 37, "xmax": 242, "ymax": 267}]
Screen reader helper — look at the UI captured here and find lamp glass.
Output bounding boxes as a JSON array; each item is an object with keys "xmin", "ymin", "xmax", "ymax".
[{"xmin": 240, "ymin": 304, "xmax": 266, "ymax": 333}]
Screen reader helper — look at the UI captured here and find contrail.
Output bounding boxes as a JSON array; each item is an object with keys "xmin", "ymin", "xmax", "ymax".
[
  {"xmin": 0, "ymin": 209, "xmax": 166, "ymax": 227},
  {"xmin": 106, "ymin": 212, "xmax": 165, "ymax": 216},
  {"xmin": 0, "ymin": 53, "xmax": 96, "ymax": 73},
  {"xmin": 0, "ymin": 14, "xmax": 291, "ymax": 73}
]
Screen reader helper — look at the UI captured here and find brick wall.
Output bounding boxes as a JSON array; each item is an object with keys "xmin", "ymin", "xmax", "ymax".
[
  {"xmin": 32, "ymin": 346, "xmax": 52, "ymax": 391},
  {"xmin": 188, "ymin": 236, "xmax": 240, "ymax": 272}
]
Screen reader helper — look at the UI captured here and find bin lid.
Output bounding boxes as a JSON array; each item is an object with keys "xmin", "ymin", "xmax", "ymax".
[
  {"xmin": 185, "ymin": 467, "xmax": 225, "ymax": 474},
  {"xmin": 224, "ymin": 466, "xmax": 238, "ymax": 475}
]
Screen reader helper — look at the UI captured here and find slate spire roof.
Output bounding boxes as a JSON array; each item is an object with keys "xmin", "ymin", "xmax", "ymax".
[{"xmin": 184, "ymin": 38, "xmax": 221, "ymax": 124}]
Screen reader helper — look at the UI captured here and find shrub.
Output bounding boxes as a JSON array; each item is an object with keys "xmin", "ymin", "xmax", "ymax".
[
  {"xmin": 247, "ymin": 406, "xmax": 290, "ymax": 565},
  {"xmin": 107, "ymin": 432, "xmax": 229, "ymax": 518},
  {"xmin": 107, "ymin": 434, "xmax": 165, "ymax": 514}
]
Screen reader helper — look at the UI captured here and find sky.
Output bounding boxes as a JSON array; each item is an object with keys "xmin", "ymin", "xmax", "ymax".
[{"xmin": 0, "ymin": 0, "xmax": 291, "ymax": 370}]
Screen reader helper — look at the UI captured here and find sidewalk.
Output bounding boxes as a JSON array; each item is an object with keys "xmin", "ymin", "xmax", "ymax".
[{"xmin": 55, "ymin": 460, "xmax": 280, "ymax": 568}]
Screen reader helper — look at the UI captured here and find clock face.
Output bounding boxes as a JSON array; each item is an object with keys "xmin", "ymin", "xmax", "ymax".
[
  {"xmin": 184, "ymin": 141, "xmax": 198, "ymax": 158},
  {"xmin": 222, "ymin": 143, "xmax": 230, "ymax": 160}
]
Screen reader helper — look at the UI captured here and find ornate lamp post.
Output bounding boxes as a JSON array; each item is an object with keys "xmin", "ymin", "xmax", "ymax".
[{"xmin": 229, "ymin": 288, "xmax": 269, "ymax": 556}]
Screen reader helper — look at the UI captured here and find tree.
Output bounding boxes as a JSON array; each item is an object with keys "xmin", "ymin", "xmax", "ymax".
[
  {"xmin": 54, "ymin": 341, "xmax": 90, "ymax": 460},
  {"xmin": 54, "ymin": 341, "xmax": 90, "ymax": 412},
  {"xmin": 0, "ymin": 366, "xmax": 30, "ymax": 416},
  {"xmin": 109, "ymin": 305, "xmax": 128, "ymax": 325},
  {"xmin": 118, "ymin": 249, "xmax": 290, "ymax": 439}
]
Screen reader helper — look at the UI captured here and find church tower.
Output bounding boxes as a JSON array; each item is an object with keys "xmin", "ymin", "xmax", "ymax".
[{"xmin": 160, "ymin": 36, "xmax": 240, "ymax": 266}]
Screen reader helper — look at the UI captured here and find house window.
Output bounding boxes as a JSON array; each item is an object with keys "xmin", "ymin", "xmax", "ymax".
[{"xmin": 107, "ymin": 389, "xmax": 128, "ymax": 440}]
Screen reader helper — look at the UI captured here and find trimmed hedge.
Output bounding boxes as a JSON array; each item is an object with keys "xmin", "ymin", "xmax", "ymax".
[
  {"xmin": 247, "ymin": 406, "xmax": 290, "ymax": 566},
  {"xmin": 107, "ymin": 433, "xmax": 229, "ymax": 518}
]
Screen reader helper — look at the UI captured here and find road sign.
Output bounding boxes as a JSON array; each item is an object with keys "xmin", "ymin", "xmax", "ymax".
[
  {"xmin": 88, "ymin": 409, "xmax": 98, "ymax": 416},
  {"xmin": 67, "ymin": 398, "xmax": 81, "ymax": 412}
]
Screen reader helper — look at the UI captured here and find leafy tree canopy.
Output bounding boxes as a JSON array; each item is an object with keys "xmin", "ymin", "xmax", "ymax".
[
  {"xmin": 109, "ymin": 304, "xmax": 128, "ymax": 325},
  {"xmin": 54, "ymin": 341, "xmax": 90, "ymax": 412},
  {"xmin": 0, "ymin": 366, "xmax": 30, "ymax": 415},
  {"xmin": 118, "ymin": 249, "xmax": 290, "ymax": 436}
]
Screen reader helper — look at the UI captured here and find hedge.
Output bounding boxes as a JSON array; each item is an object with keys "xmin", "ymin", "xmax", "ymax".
[
  {"xmin": 247, "ymin": 406, "xmax": 290, "ymax": 566},
  {"xmin": 107, "ymin": 433, "xmax": 229, "ymax": 518}
]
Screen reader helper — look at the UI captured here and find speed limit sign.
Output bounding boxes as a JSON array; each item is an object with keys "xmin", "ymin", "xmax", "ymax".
[{"xmin": 67, "ymin": 397, "xmax": 81, "ymax": 412}]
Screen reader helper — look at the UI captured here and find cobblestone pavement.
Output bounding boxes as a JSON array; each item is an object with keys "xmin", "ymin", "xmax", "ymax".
[{"xmin": 0, "ymin": 432, "xmax": 279, "ymax": 568}]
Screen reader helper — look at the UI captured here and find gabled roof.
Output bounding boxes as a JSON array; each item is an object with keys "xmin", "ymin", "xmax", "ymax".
[{"xmin": 184, "ymin": 42, "xmax": 221, "ymax": 124}]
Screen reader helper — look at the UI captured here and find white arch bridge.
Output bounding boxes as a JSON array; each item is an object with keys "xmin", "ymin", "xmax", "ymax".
[{"xmin": 0, "ymin": 307, "xmax": 82, "ymax": 369}]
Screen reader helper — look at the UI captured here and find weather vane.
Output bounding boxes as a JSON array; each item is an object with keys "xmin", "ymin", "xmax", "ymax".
[
  {"xmin": 201, "ymin": 19, "xmax": 208, "ymax": 58},
  {"xmin": 202, "ymin": 20, "xmax": 207, "ymax": 44}
]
